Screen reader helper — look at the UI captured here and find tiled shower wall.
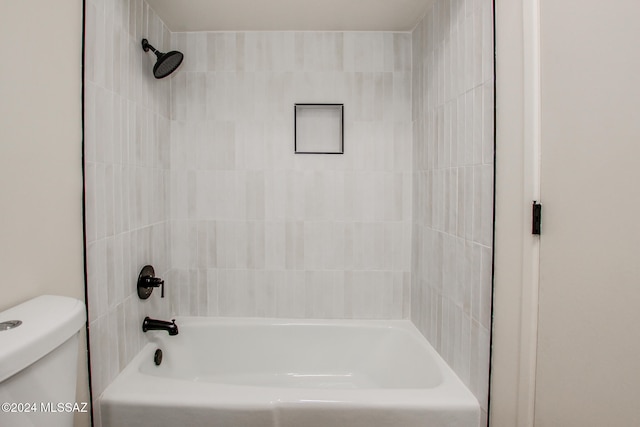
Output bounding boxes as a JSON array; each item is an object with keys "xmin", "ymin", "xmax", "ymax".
[
  {"xmin": 84, "ymin": 0, "xmax": 172, "ymax": 411},
  {"xmin": 85, "ymin": 0, "xmax": 495, "ymax": 423},
  {"xmin": 411, "ymin": 0, "xmax": 494, "ymax": 422},
  {"xmin": 167, "ymin": 32, "xmax": 413, "ymax": 319}
]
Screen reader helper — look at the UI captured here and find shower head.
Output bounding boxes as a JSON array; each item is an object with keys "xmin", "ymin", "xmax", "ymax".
[{"xmin": 141, "ymin": 39, "xmax": 184, "ymax": 79}]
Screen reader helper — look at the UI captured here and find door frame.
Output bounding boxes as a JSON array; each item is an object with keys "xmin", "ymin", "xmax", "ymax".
[{"xmin": 490, "ymin": 0, "xmax": 541, "ymax": 425}]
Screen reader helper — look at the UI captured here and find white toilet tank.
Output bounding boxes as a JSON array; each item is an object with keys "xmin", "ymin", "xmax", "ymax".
[{"xmin": 0, "ymin": 295, "xmax": 86, "ymax": 427}]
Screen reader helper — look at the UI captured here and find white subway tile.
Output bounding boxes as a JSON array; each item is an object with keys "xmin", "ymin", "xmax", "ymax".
[
  {"xmin": 285, "ymin": 221, "xmax": 305, "ymax": 270},
  {"xmin": 206, "ymin": 269, "xmax": 219, "ymax": 315},
  {"xmin": 264, "ymin": 221, "xmax": 285, "ymax": 270},
  {"xmin": 483, "ymin": 81, "xmax": 495, "ymax": 164},
  {"xmin": 276, "ymin": 271, "xmax": 306, "ymax": 318}
]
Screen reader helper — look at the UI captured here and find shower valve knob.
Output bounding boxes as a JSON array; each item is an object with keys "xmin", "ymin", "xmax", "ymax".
[{"xmin": 137, "ymin": 265, "xmax": 165, "ymax": 299}]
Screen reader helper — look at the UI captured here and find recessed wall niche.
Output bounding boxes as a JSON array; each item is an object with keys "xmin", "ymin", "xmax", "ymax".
[{"xmin": 294, "ymin": 104, "xmax": 344, "ymax": 154}]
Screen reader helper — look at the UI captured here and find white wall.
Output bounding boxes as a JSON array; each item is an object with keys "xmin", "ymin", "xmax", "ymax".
[
  {"xmin": 534, "ymin": 0, "xmax": 640, "ymax": 425},
  {"xmin": 168, "ymin": 31, "xmax": 413, "ymax": 318},
  {"xmin": 492, "ymin": 0, "xmax": 640, "ymax": 426},
  {"xmin": 411, "ymin": 0, "xmax": 494, "ymax": 423},
  {"xmin": 0, "ymin": 1, "xmax": 88, "ymax": 425}
]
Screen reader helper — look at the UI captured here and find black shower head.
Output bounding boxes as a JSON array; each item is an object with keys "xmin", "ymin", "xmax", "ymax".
[{"xmin": 141, "ymin": 39, "xmax": 184, "ymax": 79}]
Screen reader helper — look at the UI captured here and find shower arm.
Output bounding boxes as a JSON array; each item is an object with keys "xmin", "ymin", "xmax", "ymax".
[{"xmin": 141, "ymin": 39, "xmax": 162, "ymax": 59}]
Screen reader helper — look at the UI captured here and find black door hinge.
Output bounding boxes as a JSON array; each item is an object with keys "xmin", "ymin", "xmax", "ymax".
[{"xmin": 532, "ymin": 201, "xmax": 542, "ymax": 235}]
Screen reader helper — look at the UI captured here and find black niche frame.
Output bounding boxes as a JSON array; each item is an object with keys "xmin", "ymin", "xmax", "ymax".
[{"xmin": 294, "ymin": 103, "xmax": 344, "ymax": 154}]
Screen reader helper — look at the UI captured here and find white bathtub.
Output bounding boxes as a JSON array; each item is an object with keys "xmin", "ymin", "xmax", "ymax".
[{"xmin": 100, "ymin": 318, "xmax": 479, "ymax": 427}]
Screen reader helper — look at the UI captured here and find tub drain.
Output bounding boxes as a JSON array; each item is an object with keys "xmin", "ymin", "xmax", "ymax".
[
  {"xmin": 154, "ymin": 349, "xmax": 163, "ymax": 366},
  {"xmin": 0, "ymin": 320, "xmax": 22, "ymax": 331}
]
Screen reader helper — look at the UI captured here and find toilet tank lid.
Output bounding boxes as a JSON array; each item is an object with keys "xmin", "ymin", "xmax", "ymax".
[{"xmin": 0, "ymin": 295, "xmax": 85, "ymax": 383}]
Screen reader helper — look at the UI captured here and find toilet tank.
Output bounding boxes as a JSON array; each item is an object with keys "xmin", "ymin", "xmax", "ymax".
[{"xmin": 0, "ymin": 295, "xmax": 86, "ymax": 427}]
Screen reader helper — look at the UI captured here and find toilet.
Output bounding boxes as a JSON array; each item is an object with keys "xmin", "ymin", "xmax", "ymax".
[{"xmin": 0, "ymin": 295, "xmax": 86, "ymax": 427}]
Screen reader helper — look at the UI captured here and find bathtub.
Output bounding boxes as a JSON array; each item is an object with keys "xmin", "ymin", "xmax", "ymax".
[{"xmin": 100, "ymin": 318, "xmax": 479, "ymax": 427}]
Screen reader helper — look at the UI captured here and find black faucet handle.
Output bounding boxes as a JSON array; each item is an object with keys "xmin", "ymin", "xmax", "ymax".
[
  {"xmin": 142, "ymin": 277, "xmax": 164, "ymax": 286},
  {"xmin": 137, "ymin": 265, "xmax": 165, "ymax": 299},
  {"xmin": 142, "ymin": 276, "xmax": 165, "ymax": 297}
]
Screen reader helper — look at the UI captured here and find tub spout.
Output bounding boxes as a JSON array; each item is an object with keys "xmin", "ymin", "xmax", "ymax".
[{"xmin": 142, "ymin": 316, "xmax": 178, "ymax": 336}]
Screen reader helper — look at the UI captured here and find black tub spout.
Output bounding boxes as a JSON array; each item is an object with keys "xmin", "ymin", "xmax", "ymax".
[{"xmin": 142, "ymin": 317, "xmax": 178, "ymax": 336}]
